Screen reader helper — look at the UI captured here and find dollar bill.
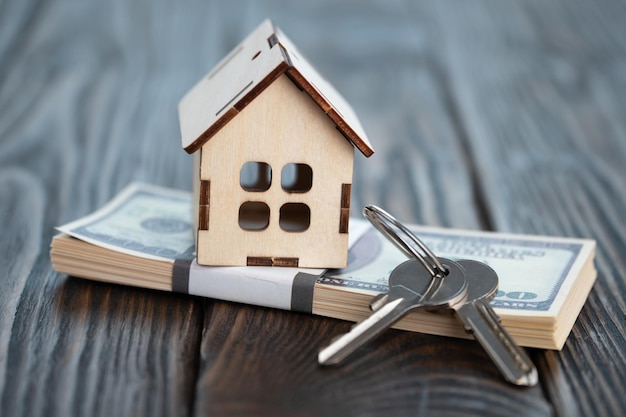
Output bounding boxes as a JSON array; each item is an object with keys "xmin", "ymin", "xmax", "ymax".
[
  {"xmin": 56, "ymin": 183, "xmax": 196, "ymax": 261},
  {"xmin": 56, "ymin": 183, "xmax": 595, "ymax": 313},
  {"xmin": 323, "ymin": 226, "xmax": 594, "ymax": 312}
]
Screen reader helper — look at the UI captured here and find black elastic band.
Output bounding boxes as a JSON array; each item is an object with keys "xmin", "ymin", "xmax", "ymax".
[
  {"xmin": 291, "ymin": 272, "xmax": 321, "ymax": 313},
  {"xmin": 172, "ymin": 258, "xmax": 193, "ymax": 293}
]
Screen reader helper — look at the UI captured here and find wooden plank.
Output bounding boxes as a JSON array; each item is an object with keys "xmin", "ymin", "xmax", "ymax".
[
  {"xmin": 434, "ymin": 1, "xmax": 626, "ymax": 416},
  {"xmin": 0, "ymin": 175, "xmax": 204, "ymax": 417},
  {"xmin": 198, "ymin": 180, "xmax": 210, "ymax": 230},
  {"xmin": 247, "ymin": 256, "xmax": 299, "ymax": 267},
  {"xmin": 0, "ymin": 1, "xmax": 207, "ymax": 415},
  {"xmin": 193, "ymin": 302, "xmax": 551, "ymax": 416},
  {"xmin": 3, "ymin": 281, "xmax": 203, "ymax": 417},
  {"xmin": 0, "ymin": 170, "xmax": 45, "ymax": 403}
]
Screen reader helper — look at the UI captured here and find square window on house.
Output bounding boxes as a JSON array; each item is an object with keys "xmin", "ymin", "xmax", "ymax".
[
  {"xmin": 240, "ymin": 162, "xmax": 272, "ymax": 192},
  {"xmin": 279, "ymin": 203, "xmax": 310, "ymax": 232},
  {"xmin": 239, "ymin": 201, "xmax": 270, "ymax": 230},
  {"xmin": 281, "ymin": 163, "xmax": 312, "ymax": 193}
]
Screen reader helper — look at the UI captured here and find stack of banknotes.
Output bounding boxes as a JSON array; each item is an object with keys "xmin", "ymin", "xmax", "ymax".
[{"xmin": 50, "ymin": 183, "xmax": 596, "ymax": 349}]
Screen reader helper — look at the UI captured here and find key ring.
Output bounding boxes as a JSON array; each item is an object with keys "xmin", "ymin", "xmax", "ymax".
[{"xmin": 363, "ymin": 205, "xmax": 448, "ymax": 278}]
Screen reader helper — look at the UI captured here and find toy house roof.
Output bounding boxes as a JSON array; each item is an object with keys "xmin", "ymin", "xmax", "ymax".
[{"xmin": 178, "ymin": 20, "xmax": 374, "ymax": 157}]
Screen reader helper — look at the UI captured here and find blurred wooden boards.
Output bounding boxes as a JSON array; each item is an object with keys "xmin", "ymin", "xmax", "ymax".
[{"xmin": 435, "ymin": 3, "xmax": 626, "ymax": 415}]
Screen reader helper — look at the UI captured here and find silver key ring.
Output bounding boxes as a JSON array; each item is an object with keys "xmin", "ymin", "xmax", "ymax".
[{"xmin": 363, "ymin": 205, "xmax": 448, "ymax": 278}]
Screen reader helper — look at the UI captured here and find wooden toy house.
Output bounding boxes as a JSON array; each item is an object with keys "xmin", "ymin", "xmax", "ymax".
[{"xmin": 178, "ymin": 20, "xmax": 374, "ymax": 268}]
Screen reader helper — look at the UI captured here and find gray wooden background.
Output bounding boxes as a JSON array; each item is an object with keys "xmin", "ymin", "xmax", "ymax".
[{"xmin": 1, "ymin": 0, "xmax": 625, "ymax": 416}]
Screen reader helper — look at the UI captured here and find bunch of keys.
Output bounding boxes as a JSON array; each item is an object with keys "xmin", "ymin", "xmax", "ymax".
[{"xmin": 318, "ymin": 205, "xmax": 538, "ymax": 387}]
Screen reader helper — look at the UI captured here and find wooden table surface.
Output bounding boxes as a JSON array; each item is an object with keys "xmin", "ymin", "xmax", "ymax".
[{"xmin": 1, "ymin": 1, "xmax": 625, "ymax": 416}]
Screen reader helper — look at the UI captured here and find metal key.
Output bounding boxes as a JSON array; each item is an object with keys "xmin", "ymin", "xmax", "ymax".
[
  {"xmin": 318, "ymin": 258, "xmax": 467, "ymax": 365},
  {"xmin": 453, "ymin": 260, "xmax": 538, "ymax": 386}
]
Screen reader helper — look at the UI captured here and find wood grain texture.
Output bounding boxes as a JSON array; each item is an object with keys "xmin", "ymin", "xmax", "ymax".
[
  {"xmin": 0, "ymin": 0, "xmax": 624, "ymax": 416},
  {"xmin": 195, "ymin": 302, "xmax": 551, "ymax": 417},
  {"xmin": 196, "ymin": 74, "xmax": 353, "ymax": 268},
  {"xmin": 434, "ymin": 1, "xmax": 626, "ymax": 415}
]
